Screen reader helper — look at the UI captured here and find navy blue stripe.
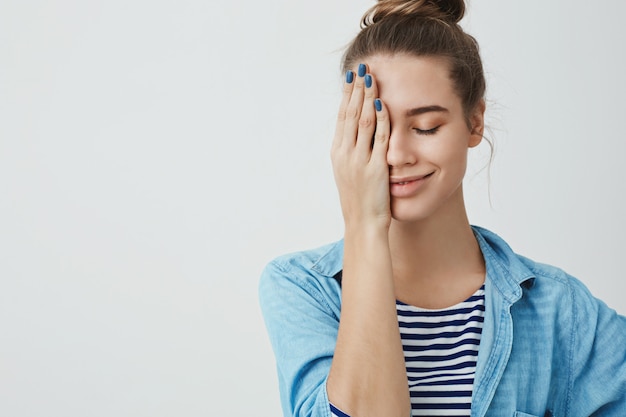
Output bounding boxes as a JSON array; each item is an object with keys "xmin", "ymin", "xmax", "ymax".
[
  {"xmin": 414, "ymin": 377, "xmax": 475, "ymax": 386},
  {"xmin": 403, "ymin": 338, "xmax": 480, "ymax": 352},
  {"xmin": 410, "ymin": 390, "xmax": 473, "ymax": 398},
  {"xmin": 406, "ymin": 360, "xmax": 477, "ymax": 374},
  {"xmin": 412, "ymin": 402, "xmax": 472, "ymax": 410},
  {"xmin": 401, "ymin": 328, "xmax": 483, "ymax": 340},
  {"xmin": 404, "ymin": 349, "xmax": 480, "ymax": 363},
  {"xmin": 329, "ymin": 403, "xmax": 350, "ymax": 417},
  {"xmin": 399, "ymin": 315, "xmax": 484, "ymax": 329},
  {"xmin": 408, "ymin": 371, "xmax": 478, "ymax": 384}
]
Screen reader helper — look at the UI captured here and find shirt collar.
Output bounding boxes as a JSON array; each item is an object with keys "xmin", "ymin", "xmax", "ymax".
[
  {"xmin": 473, "ymin": 226, "xmax": 536, "ymax": 303},
  {"xmin": 310, "ymin": 239, "xmax": 344, "ymax": 278}
]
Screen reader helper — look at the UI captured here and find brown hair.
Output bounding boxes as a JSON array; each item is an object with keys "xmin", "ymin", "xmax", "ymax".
[{"xmin": 342, "ymin": 0, "xmax": 485, "ymax": 121}]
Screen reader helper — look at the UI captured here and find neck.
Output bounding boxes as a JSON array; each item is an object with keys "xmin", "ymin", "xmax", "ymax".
[{"xmin": 388, "ymin": 188, "xmax": 485, "ymax": 308}]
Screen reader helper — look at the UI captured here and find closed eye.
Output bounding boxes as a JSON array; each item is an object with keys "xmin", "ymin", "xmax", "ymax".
[{"xmin": 414, "ymin": 126, "xmax": 440, "ymax": 136}]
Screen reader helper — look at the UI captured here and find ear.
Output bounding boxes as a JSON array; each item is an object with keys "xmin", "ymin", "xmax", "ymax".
[{"xmin": 468, "ymin": 99, "xmax": 485, "ymax": 148}]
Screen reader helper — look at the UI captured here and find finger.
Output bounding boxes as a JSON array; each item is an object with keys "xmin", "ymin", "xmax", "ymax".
[
  {"xmin": 355, "ymin": 72, "xmax": 379, "ymax": 155},
  {"xmin": 332, "ymin": 70, "xmax": 356, "ymax": 152},
  {"xmin": 341, "ymin": 63, "xmax": 367, "ymax": 149},
  {"xmin": 371, "ymin": 98, "xmax": 390, "ymax": 163}
]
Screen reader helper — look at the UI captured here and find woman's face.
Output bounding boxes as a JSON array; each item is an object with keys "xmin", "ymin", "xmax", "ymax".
[{"xmin": 364, "ymin": 54, "xmax": 484, "ymax": 223}]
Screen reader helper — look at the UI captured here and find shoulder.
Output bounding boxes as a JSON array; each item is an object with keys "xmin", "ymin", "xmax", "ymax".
[
  {"xmin": 522, "ymin": 256, "xmax": 626, "ymax": 330},
  {"xmin": 518, "ymin": 255, "xmax": 578, "ymax": 289},
  {"xmin": 480, "ymin": 226, "xmax": 625, "ymax": 331},
  {"xmin": 510, "ymin": 241, "xmax": 626, "ymax": 346},
  {"xmin": 263, "ymin": 239, "xmax": 343, "ymax": 277},
  {"xmin": 473, "ymin": 225, "xmax": 603, "ymax": 307},
  {"xmin": 517, "ymin": 255, "xmax": 606, "ymax": 318},
  {"xmin": 259, "ymin": 239, "xmax": 344, "ymax": 318}
]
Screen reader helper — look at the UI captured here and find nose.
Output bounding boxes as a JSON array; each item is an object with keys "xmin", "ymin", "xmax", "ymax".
[{"xmin": 386, "ymin": 128, "xmax": 417, "ymax": 168}]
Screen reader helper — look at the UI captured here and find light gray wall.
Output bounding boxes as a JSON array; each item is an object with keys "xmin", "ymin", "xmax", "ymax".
[{"xmin": 1, "ymin": 1, "xmax": 625, "ymax": 415}]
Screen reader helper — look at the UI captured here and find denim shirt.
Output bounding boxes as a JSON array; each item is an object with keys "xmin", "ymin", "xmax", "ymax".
[{"xmin": 259, "ymin": 226, "xmax": 626, "ymax": 417}]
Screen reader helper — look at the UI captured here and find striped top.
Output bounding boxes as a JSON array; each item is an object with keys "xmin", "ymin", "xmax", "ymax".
[{"xmin": 330, "ymin": 285, "xmax": 485, "ymax": 417}]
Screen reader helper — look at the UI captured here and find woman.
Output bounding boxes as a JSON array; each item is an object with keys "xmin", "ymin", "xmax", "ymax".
[{"xmin": 259, "ymin": 0, "xmax": 626, "ymax": 416}]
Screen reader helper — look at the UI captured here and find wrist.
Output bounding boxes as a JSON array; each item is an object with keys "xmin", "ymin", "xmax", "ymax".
[{"xmin": 344, "ymin": 221, "xmax": 390, "ymax": 242}]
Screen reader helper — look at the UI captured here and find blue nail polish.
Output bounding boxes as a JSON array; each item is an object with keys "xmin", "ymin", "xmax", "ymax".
[
  {"xmin": 365, "ymin": 74, "xmax": 372, "ymax": 88},
  {"xmin": 375, "ymin": 99, "xmax": 382, "ymax": 112},
  {"xmin": 358, "ymin": 64, "xmax": 366, "ymax": 77},
  {"xmin": 346, "ymin": 70, "xmax": 354, "ymax": 84}
]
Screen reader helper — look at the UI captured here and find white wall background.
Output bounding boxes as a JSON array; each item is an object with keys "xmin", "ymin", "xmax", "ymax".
[{"xmin": 1, "ymin": 1, "xmax": 625, "ymax": 415}]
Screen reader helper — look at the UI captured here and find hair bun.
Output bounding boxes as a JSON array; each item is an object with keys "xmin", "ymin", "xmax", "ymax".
[
  {"xmin": 431, "ymin": 0, "xmax": 465, "ymax": 22},
  {"xmin": 362, "ymin": 0, "xmax": 466, "ymax": 28}
]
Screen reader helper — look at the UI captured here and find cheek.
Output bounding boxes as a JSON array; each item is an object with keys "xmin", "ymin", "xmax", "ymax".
[
  {"xmin": 425, "ymin": 133, "xmax": 470, "ymax": 168},
  {"xmin": 427, "ymin": 139, "xmax": 471, "ymax": 183}
]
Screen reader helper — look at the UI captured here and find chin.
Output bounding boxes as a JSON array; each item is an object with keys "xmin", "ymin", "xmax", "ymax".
[
  {"xmin": 390, "ymin": 199, "xmax": 437, "ymax": 224},
  {"xmin": 390, "ymin": 183, "xmax": 466, "ymax": 225}
]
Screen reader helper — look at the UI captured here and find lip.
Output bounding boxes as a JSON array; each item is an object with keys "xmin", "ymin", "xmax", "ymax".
[{"xmin": 389, "ymin": 172, "xmax": 434, "ymax": 198}]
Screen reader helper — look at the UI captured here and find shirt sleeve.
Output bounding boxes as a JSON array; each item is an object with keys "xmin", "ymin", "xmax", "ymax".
[
  {"xmin": 259, "ymin": 259, "xmax": 340, "ymax": 417},
  {"xmin": 568, "ymin": 277, "xmax": 626, "ymax": 415}
]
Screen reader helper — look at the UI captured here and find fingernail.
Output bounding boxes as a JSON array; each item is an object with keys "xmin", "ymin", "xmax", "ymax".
[
  {"xmin": 365, "ymin": 74, "xmax": 372, "ymax": 88},
  {"xmin": 358, "ymin": 64, "xmax": 366, "ymax": 77},
  {"xmin": 375, "ymin": 99, "xmax": 382, "ymax": 112},
  {"xmin": 346, "ymin": 70, "xmax": 354, "ymax": 84}
]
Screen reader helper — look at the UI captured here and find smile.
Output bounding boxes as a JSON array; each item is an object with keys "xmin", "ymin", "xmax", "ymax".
[{"xmin": 389, "ymin": 172, "xmax": 434, "ymax": 198}]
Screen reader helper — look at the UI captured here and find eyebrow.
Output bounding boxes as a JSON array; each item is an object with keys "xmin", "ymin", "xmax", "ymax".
[{"xmin": 405, "ymin": 105, "xmax": 449, "ymax": 117}]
